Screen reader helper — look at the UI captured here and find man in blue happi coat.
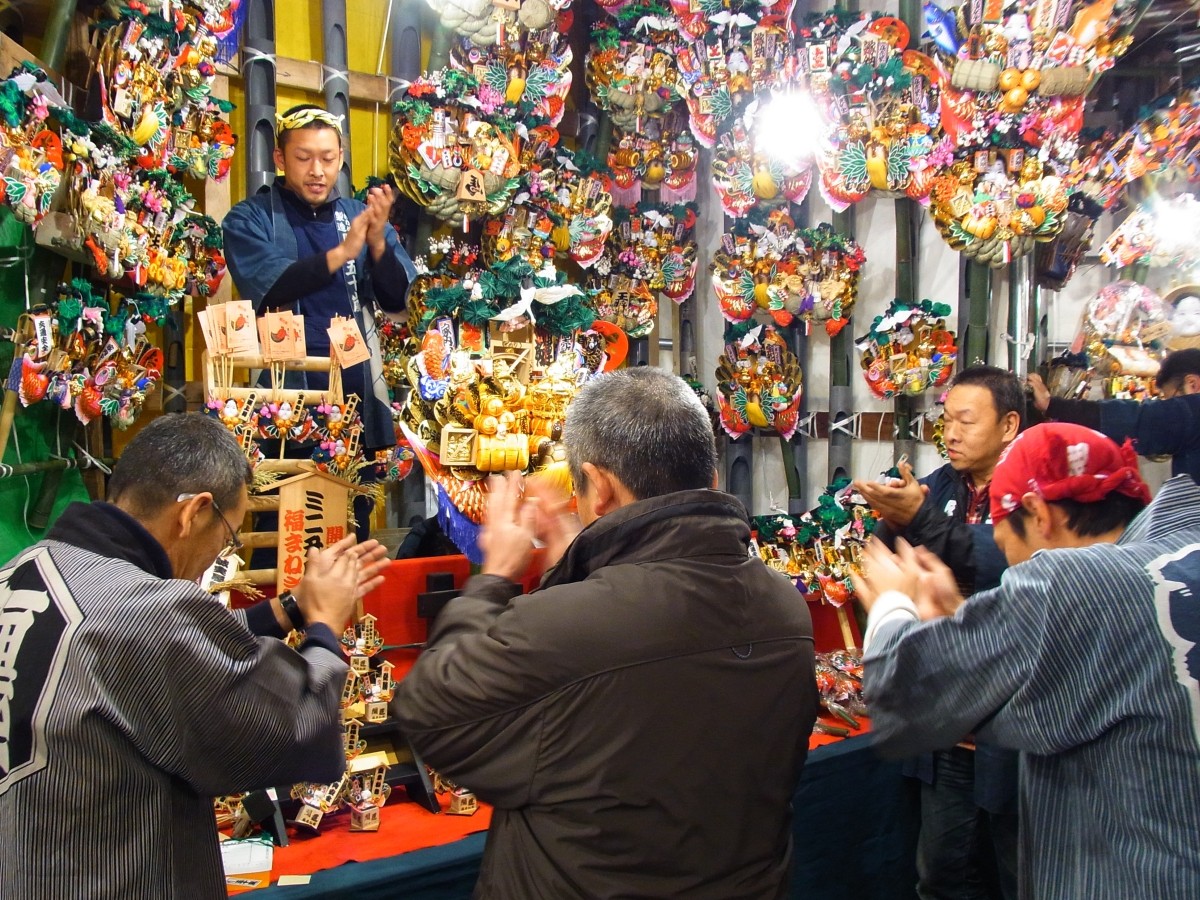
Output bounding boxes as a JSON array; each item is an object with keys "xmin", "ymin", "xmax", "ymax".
[{"xmin": 222, "ymin": 104, "xmax": 415, "ymax": 452}]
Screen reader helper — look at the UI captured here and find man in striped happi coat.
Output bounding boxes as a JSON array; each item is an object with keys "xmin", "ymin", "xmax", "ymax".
[
  {"xmin": 0, "ymin": 414, "xmax": 388, "ymax": 898},
  {"xmin": 857, "ymin": 423, "xmax": 1200, "ymax": 899}
]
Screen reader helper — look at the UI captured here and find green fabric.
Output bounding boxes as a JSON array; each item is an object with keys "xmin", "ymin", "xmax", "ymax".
[{"xmin": 0, "ymin": 207, "xmax": 88, "ymax": 564}]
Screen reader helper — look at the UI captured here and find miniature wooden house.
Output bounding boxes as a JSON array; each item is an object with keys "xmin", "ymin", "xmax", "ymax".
[{"xmin": 448, "ymin": 790, "xmax": 478, "ymax": 816}]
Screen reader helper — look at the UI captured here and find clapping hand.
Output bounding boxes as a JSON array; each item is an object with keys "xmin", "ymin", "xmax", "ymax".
[
  {"xmin": 364, "ymin": 183, "xmax": 395, "ymax": 259},
  {"xmin": 852, "ymin": 538, "xmax": 964, "ymax": 621},
  {"xmin": 293, "ymin": 535, "xmax": 392, "ymax": 631},
  {"xmin": 852, "ymin": 460, "xmax": 929, "ymax": 529},
  {"xmin": 479, "ymin": 472, "xmax": 539, "ymax": 583}
]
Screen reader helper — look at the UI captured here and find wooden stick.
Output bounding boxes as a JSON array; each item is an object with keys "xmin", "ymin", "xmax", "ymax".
[
  {"xmin": 836, "ymin": 606, "xmax": 857, "ymax": 651},
  {"xmin": 0, "ymin": 389, "xmax": 18, "ymax": 462}
]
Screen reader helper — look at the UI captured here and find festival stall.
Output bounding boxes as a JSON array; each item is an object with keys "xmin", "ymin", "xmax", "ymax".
[{"xmin": 0, "ymin": 0, "xmax": 1193, "ymax": 895}]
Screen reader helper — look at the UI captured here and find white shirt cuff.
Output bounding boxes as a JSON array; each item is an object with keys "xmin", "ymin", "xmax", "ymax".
[{"xmin": 864, "ymin": 590, "xmax": 919, "ymax": 652}]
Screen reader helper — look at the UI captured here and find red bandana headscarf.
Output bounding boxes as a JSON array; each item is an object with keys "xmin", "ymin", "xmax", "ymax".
[{"xmin": 990, "ymin": 423, "xmax": 1151, "ymax": 523}]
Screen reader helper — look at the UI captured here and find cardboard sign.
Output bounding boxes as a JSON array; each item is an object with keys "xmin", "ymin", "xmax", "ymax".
[
  {"xmin": 197, "ymin": 305, "xmax": 229, "ymax": 355},
  {"xmin": 263, "ymin": 310, "xmax": 301, "ymax": 361},
  {"xmin": 327, "ymin": 316, "xmax": 370, "ymax": 368},
  {"xmin": 224, "ymin": 300, "xmax": 258, "ymax": 356},
  {"xmin": 292, "ymin": 314, "xmax": 307, "ymax": 358}
]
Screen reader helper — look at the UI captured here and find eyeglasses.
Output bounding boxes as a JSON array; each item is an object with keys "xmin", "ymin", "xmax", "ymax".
[{"xmin": 177, "ymin": 492, "xmax": 244, "ymax": 559}]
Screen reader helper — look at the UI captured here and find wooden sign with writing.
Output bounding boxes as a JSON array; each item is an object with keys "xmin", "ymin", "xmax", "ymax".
[
  {"xmin": 272, "ymin": 467, "xmax": 369, "ymax": 595},
  {"xmin": 457, "ymin": 168, "xmax": 487, "ymax": 202}
]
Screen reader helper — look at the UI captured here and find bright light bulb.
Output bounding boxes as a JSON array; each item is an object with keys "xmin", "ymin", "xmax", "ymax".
[{"xmin": 754, "ymin": 91, "xmax": 827, "ymax": 169}]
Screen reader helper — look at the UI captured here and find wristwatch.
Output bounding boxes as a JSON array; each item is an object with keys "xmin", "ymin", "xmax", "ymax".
[{"xmin": 278, "ymin": 591, "xmax": 307, "ymax": 631}]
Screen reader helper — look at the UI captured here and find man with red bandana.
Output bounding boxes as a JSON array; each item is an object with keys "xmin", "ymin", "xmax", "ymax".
[{"xmin": 855, "ymin": 423, "xmax": 1200, "ymax": 899}]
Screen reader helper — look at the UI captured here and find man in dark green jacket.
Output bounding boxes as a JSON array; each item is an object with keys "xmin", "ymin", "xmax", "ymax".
[{"xmin": 394, "ymin": 368, "xmax": 818, "ymax": 899}]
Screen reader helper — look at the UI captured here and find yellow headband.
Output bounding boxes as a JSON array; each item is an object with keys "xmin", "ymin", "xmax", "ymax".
[{"xmin": 275, "ymin": 108, "xmax": 344, "ymax": 134}]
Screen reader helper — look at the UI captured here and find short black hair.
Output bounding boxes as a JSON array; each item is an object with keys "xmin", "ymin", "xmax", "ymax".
[
  {"xmin": 948, "ymin": 365, "xmax": 1025, "ymax": 427},
  {"xmin": 1156, "ymin": 348, "xmax": 1200, "ymax": 389},
  {"xmin": 277, "ymin": 103, "xmax": 343, "ymax": 149},
  {"xmin": 1005, "ymin": 493, "xmax": 1146, "ymax": 540},
  {"xmin": 107, "ymin": 413, "xmax": 252, "ymax": 515}
]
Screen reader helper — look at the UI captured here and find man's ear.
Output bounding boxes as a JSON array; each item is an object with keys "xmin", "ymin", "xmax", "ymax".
[
  {"xmin": 1001, "ymin": 410, "xmax": 1021, "ymax": 443},
  {"xmin": 175, "ymin": 492, "xmax": 209, "ymax": 541},
  {"xmin": 272, "ymin": 146, "xmax": 285, "ymax": 174},
  {"xmin": 1184, "ymin": 373, "xmax": 1200, "ymax": 396},
  {"xmin": 1020, "ymin": 492, "xmax": 1055, "ymax": 539},
  {"xmin": 580, "ymin": 462, "xmax": 621, "ymax": 518}
]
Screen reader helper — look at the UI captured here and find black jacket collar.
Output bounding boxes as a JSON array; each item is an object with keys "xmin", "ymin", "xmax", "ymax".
[
  {"xmin": 46, "ymin": 501, "xmax": 173, "ymax": 579},
  {"xmin": 540, "ymin": 489, "xmax": 752, "ymax": 590}
]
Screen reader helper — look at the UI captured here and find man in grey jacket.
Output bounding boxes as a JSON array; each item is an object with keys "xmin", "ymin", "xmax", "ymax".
[
  {"xmin": 394, "ymin": 368, "xmax": 818, "ymax": 899},
  {"xmin": 0, "ymin": 413, "xmax": 389, "ymax": 899}
]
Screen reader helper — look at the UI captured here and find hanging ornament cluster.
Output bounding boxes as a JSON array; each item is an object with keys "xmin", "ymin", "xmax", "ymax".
[
  {"xmin": 751, "ymin": 479, "xmax": 877, "ymax": 608},
  {"xmin": 390, "ymin": 13, "xmax": 573, "ymax": 229},
  {"xmin": 66, "ymin": 161, "xmax": 226, "ymax": 298},
  {"xmin": 0, "ymin": 3, "xmax": 238, "ymax": 307},
  {"xmin": 587, "ymin": 6, "xmax": 696, "ymax": 205},
  {"xmin": 1100, "ymin": 194, "xmax": 1200, "ymax": 270},
  {"xmin": 8, "ymin": 279, "xmax": 167, "ymax": 428},
  {"xmin": 398, "ymin": 305, "xmax": 616, "ymax": 560},
  {"xmin": 711, "ymin": 112, "xmax": 813, "ymax": 217},
  {"xmin": 855, "ymin": 299, "xmax": 957, "ymax": 399},
  {"xmin": 1071, "ymin": 280, "xmax": 1169, "ymax": 399},
  {"xmin": 711, "ymin": 213, "xmax": 864, "ymax": 334},
  {"xmin": 1068, "ymin": 82, "xmax": 1200, "ymax": 212},
  {"xmin": 426, "ymin": 0, "xmax": 572, "ymax": 48},
  {"xmin": 93, "ymin": 5, "xmax": 239, "ymax": 178},
  {"xmin": 392, "ymin": 71, "xmax": 526, "ymax": 227},
  {"xmin": 484, "ymin": 144, "xmax": 614, "ymax": 270},
  {"xmin": 798, "ymin": 11, "xmax": 942, "ymax": 208},
  {"xmin": 205, "ymin": 391, "xmax": 386, "ymax": 480},
  {"xmin": 584, "ymin": 202, "xmax": 699, "ymax": 331},
  {"xmin": 924, "ymin": 0, "xmax": 1137, "ymax": 266},
  {"xmin": 447, "ymin": 20, "xmax": 573, "ymax": 125},
  {"xmin": 0, "ymin": 66, "xmax": 67, "ymax": 226},
  {"xmin": 714, "ymin": 322, "xmax": 804, "ymax": 440},
  {"xmin": 1046, "ymin": 82, "xmax": 1200, "ymax": 289},
  {"xmin": 673, "ymin": 0, "xmax": 797, "ymax": 148}
]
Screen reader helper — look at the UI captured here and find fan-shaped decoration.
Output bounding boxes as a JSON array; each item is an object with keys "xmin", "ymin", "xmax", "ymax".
[
  {"xmin": 425, "ymin": 0, "xmax": 573, "ymax": 49},
  {"xmin": 752, "ymin": 479, "xmax": 878, "ymax": 605},
  {"xmin": 586, "ymin": 202, "xmax": 698, "ymax": 326},
  {"xmin": 801, "ymin": 12, "xmax": 942, "ymax": 209},
  {"xmin": 855, "ymin": 299, "xmax": 957, "ymax": 399},
  {"xmin": 712, "ymin": 118, "xmax": 812, "ymax": 217},
  {"xmin": 449, "ymin": 26, "xmax": 573, "ymax": 126},
  {"xmin": 714, "ymin": 323, "xmax": 804, "ymax": 440},
  {"xmin": 927, "ymin": 157, "xmax": 1068, "ymax": 266},
  {"xmin": 674, "ymin": 1, "xmax": 796, "ymax": 147},
  {"xmin": 390, "ymin": 70, "xmax": 524, "ymax": 228},
  {"xmin": 923, "ymin": 0, "xmax": 1138, "ymax": 259}
]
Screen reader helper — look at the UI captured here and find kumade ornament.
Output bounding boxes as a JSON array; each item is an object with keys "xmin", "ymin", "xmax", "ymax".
[{"xmin": 714, "ymin": 323, "xmax": 804, "ymax": 440}]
